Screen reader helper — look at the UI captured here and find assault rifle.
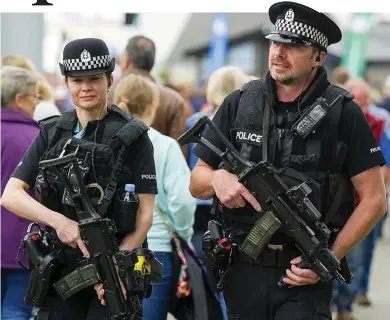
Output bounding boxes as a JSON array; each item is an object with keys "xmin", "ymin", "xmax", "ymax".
[
  {"xmin": 178, "ymin": 116, "xmax": 352, "ymax": 287},
  {"xmin": 38, "ymin": 140, "xmax": 162, "ymax": 319}
]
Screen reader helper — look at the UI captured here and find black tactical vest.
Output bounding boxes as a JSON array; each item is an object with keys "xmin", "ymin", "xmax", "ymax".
[
  {"xmin": 35, "ymin": 106, "xmax": 149, "ymax": 235},
  {"xmin": 221, "ymin": 70, "xmax": 355, "ymax": 235}
]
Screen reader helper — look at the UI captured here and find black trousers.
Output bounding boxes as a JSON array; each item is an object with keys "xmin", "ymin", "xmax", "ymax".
[
  {"xmin": 34, "ymin": 287, "xmax": 143, "ymax": 320},
  {"xmin": 34, "ymin": 287, "xmax": 105, "ymax": 320},
  {"xmin": 222, "ymin": 261, "xmax": 333, "ymax": 320}
]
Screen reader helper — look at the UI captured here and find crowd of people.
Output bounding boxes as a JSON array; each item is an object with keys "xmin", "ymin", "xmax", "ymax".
[{"xmin": 1, "ymin": 4, "xmax": 390, "ymax": 320}]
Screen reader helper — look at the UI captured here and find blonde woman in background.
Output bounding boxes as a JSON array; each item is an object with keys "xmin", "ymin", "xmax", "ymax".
[
  {"xmin": 113, "ymin": 74, "xmax": 196, "ymax": 320},
  {"xmin": 185, "ymin": 65, "xmax": 257, "ymax": 320},
  {"xmin": 187, "ymin": 66, "xmax": 257, "ymax": 170},
  {"xmin": 1, "ymin": 55, "xmax": 61, "ymax": 121},
  {"xmin": 186, "ymin": 65, "xmax": 257, "ymax": 249}
]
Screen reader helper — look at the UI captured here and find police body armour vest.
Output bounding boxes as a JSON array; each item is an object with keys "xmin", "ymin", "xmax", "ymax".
[
  {"xmin": 222, "ymin": 69, "xmax": 355, "ymax": 231},
  {"xmin": 36, "ymin": 106, "xmax": 148, "ymax": 233}
]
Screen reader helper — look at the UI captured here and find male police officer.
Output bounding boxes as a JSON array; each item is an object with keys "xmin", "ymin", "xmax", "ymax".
[
  {"xmin": 0, "ymin": 38, "xmax": 157, "ymax": 319},
  {"xmin": 189, "ymin": 2, "xmax": 387, "ymax": 319}
]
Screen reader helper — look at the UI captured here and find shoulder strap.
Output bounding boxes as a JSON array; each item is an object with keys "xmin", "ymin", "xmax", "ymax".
[
  {"xmin": 239, "ymin": 79, "xmax": 263, "ymax": 98},
  {"xmin": 239, "ymin": 80, "xmax": 253, "ymax": 94},
  {"xmin": 322, "ymin": 84, "xmax": 354, "ymax": 123},
  {"xmin": 38, "ymin": 115, "xmax": 60, "ymax": 145},
  {"xmin": 322, "ymin": 84, "xmax": 353, "ymax": 171},
  {"xmin": 57, "ymin": 110, "xmax": 77, "ymax": 131},
  {"xmin": 98, "ymin": 117, "xmax": 150, "ymax": 217},
  {"xmin": 239, "ymin": 79, "xmax": 271, "ymax": 161},
  {"xmin": 116, "ymin": 118, "xmax": 149, "ymax": 146},
  {"xmin": 109, "ymin": 105, "xmax": 133, "ymax": 121},
  {"xmin": 38, "ymin": 114, "xmax": 60, "ymax": 127},
  {"xmin": 45, "ymin": 110, "xmax": 76, "ymax": 149},
  {"xmin": 38, "ymin": 111, "xmax": 77, "ymax": 161}
]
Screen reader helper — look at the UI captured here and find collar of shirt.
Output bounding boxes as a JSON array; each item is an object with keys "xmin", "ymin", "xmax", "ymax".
[{"xmin": 73, "ymin": 121, "xmax": 87, "ymax": 139}]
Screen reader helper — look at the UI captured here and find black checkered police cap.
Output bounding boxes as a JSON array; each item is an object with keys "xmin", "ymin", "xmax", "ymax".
[
  {"xmin": 265, "ymin": 1, "xmax": 342, "ymax": 52},
  {"xmin": 59, "ymin": 38, "xmax": 115, "ymax": 77}
]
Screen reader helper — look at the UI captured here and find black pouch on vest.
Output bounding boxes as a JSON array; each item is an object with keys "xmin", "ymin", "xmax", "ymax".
[
  {"xmin": 112, "ymin": 186, "xmax": 139, "ymax": 234},
  {"xmin": 323, "ymin": 173, "xmax": 355, "ymax": 228},
  {"xmin": 277, "ymin": 167, "xmax": 324, "ymax": 214},
  {"xmin": 35, "ymin": 172, "xmax": 61, "ymax": 213}
]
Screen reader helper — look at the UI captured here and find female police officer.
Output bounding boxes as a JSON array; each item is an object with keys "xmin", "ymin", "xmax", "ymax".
[
  {"xmin": 188, "ymin": 2, "xmax": 387, "ymax": 320},
  {"xmin": 0, "ymin": 38, "xmax": 157, "ymax": 319}
]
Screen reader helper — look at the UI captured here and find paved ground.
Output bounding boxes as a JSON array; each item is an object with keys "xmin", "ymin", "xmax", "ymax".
[
  {"xmin": 338, "ymin": 238, "xmax": 390, "ymax": 320},
  {"xmin": 168, "ymin": 236, "xmax": 390, "ymax": 320}
]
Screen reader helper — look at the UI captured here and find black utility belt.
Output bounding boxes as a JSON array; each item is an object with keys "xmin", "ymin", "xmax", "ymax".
[{"xmin": 236, "ymin": 244, "xmax": 300, "ymax": 267}]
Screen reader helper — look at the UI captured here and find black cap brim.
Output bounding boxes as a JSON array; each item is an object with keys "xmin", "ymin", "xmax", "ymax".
[
  {"xmin": 265, "ymin": 33, "xmax": 313, "ymax": 46},
  {"xmin": 59, "ymin": 58, "xmax": 115, "ymax": 77}
]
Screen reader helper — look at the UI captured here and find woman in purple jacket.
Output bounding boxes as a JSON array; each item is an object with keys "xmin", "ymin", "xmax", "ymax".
[{"xmin": 1, "ymin": 66, "xmax": 41, "ymax": 319}]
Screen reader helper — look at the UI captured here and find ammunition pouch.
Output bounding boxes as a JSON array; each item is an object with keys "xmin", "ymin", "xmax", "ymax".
[
  {"xmin": 276, "ymin": 167, "xmax": 354, "ymax": 229},
  {"xmin": 35, "ymin": 172, "xmax": 61, "ymax": 213},
  {"xmin": 323, "ymin": 172, "xmax": 355, "ymax": 228}
]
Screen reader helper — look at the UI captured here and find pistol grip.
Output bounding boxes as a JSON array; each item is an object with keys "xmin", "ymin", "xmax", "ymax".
[{"xmin": 277, "ymin": 260, "xmax": 307, "ymax": 288}]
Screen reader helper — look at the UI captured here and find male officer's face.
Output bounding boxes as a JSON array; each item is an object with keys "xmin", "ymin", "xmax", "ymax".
[
  {"xmin": 268, "ymin": 40, "xmax": 319, "ymax": 85},
  {"xmin": 66, "ymin": 74, "xmax": 111, "ymax": 110}
]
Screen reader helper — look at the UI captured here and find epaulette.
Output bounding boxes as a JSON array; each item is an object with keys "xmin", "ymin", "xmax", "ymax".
[
  {"xmin": 240, "ymin": 79, "xmax": 263, "ymax": 94},
  {"xmin": 328, "ymin": 84, "xmax": 354, "ymax": 101},
  {"xmin": 240, "ymin": 81, "xmax": 252, "ymax": 93},
  {"xmin": 37, "ymin": 114, "xmax": 60, "ymax": 129},
  {"xmin": 116, "ymin": 118, "xmax": 149, "ymax": 146},
  {"xmin": 109, "ymin": 105, "xmax": 134, "ymax": 122}
]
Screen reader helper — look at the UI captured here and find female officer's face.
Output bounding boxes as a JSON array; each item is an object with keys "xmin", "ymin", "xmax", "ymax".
[
  {"xmin": 66, "ymin": 74, "xmax": 111, "ymax": 110},
  {"xmin": 268, "ymin": 40, "xmax": 320, "ymax": 86}
]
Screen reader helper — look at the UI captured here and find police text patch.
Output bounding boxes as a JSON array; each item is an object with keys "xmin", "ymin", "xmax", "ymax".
[{"xmin": 232, "ymin": 129, "xmax": 263, "ymax": 146}]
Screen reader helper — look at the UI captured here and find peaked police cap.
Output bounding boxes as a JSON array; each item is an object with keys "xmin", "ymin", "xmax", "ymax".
[
  {"xmin": 59, "ymin": 38, "xmax": 115, "ymax": 77},
  {"xmin": 265, "ymin": 1, "xmax": 342, "ymax": 52}
]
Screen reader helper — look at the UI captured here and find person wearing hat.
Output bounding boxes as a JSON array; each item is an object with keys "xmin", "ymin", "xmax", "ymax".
[
  {"xmin": 188, "ymin": 2, "xmax": 387, "ymax": 319},
  {"xmin": 0, "ymin": 38, "xmax": 157, "ymax": 319}
]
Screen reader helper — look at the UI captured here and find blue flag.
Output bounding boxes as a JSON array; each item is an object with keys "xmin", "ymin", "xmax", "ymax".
[{"xmin": 203, "ymin": 13, "xmax": 229, "ymax": 82}]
